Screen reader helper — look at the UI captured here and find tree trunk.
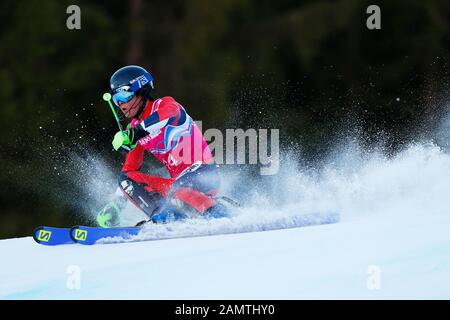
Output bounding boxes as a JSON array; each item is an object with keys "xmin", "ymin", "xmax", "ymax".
[{"xmin": 126, "ymin": 0, "xmax": 144, "ymax": 64}]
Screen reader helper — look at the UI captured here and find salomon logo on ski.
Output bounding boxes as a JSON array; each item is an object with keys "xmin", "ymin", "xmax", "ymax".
[
  {"xmin": 33, "ymin": 227, "xmax": 74, "ymax": 246},
  {"xmin": 37, "ymin": 230, "xmax": 52, "ymax": 242},
  {"xmin": 73, "ymin": 229, "xmax": 88, "ymax": 241}
]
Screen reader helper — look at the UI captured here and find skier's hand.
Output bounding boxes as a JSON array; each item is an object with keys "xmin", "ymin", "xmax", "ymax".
[
  {"xmin": 112, "ymin": 124, "xmax": 137, "ymax": 152},
  {"xmin": 97, "ymin": 201, "xmax": 122, "ymax": 228},
  {"xmin": 112, "ymin": 124, "xmax": 149, "ymax": 152}
]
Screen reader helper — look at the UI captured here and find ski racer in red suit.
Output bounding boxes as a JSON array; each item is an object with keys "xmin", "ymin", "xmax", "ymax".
[{"xmin": 97, "ymin": 65, "xmax": 225, "ymax": 227}]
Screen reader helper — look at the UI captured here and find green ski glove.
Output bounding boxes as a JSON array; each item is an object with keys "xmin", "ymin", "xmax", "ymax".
[
  {"xmin": 96, "ymin": 201, "xmax": 122, "ymax": 228},
  {"xmin": 112, "ymin": 124, "xmax": 137, "ymax": 152}
]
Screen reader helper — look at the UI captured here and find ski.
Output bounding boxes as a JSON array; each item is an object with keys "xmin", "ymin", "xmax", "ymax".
[
  {"xmin": 33, "ymin": 210, "xmax": 339, "ymax": 246},
  {"xmin": 33, "ymin": 226, "xmax": 74, "ymax": 246},
  {"xmin": 32, "ymin": 225, "xmax": 141, "ymax": 246},
  {"xmin": 70, "ymin": 225, "xmax": 142, "ymax": 245}
]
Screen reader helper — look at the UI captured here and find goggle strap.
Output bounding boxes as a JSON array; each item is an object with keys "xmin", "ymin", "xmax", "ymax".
[{"xmin": 130, "ymin": 72, "xmax": 153, "ymax": 92}]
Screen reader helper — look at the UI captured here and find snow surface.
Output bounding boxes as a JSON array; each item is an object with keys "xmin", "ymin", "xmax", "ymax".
[{"xmin": 1, "ymin": 142, "xmax": 450, "ymax": 299}]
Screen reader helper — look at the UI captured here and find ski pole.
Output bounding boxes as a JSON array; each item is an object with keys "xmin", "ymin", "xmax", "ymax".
[{"xmin": 102, "ymin": 92, "xmax": 124, "ymax": 131}]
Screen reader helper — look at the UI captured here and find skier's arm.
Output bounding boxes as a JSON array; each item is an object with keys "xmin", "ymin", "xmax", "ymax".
[{"xmin": 122, "ymin": 143, "xmax": 144, "ymax": 171}]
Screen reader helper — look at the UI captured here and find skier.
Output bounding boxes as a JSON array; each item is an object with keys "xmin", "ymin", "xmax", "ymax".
[{"xmin": 97, "ymin": 65, "xmax": 225, "ymax": 227}]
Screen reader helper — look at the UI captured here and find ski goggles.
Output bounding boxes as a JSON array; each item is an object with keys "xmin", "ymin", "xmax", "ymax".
[
  {"xmin": 111, "ymin": 72, "xmax": 154, "ymax": 107},
  {"xmin": 112, "ymin": 86, "xmax": 135, "ymax": 107}
]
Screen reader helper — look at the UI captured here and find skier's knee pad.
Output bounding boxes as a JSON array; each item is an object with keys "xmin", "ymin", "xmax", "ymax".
[{"xmin": 118, "ymin": 172, "xmax": 134, "ymax": 196}]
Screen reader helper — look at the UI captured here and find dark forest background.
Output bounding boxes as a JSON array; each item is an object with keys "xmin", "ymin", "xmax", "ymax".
[{"xmin": 0, "ymin": 0, "xmax": 449, "ymax": 239}]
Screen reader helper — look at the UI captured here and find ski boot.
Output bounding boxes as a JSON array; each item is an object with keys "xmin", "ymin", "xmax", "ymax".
[
  {"xmin": 133, "ymin": 208, "xmax": 186, "ymax": 225},
  {"xmin": 204, "ymin": 196, "xmax": 240, "ymax": 219},
  {"xmin": 133, "ymin": 200, "xmax": 186, "ymax": 225},
  {"xmin": 150, "ymin": 199, "xmax": 229, "ymax": 223},
  {"xmin": 150, "ymin": 206, "xmax": 188, "ymax": 224},
  {"xmin": 203, "ymin": 202, "xmax": 229, "ymax": 219}
]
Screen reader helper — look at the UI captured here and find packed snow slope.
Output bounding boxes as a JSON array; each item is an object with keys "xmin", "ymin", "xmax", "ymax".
[{"xmin": 1, "ymin": 142, "xmax": 450, "ymax": 299}]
